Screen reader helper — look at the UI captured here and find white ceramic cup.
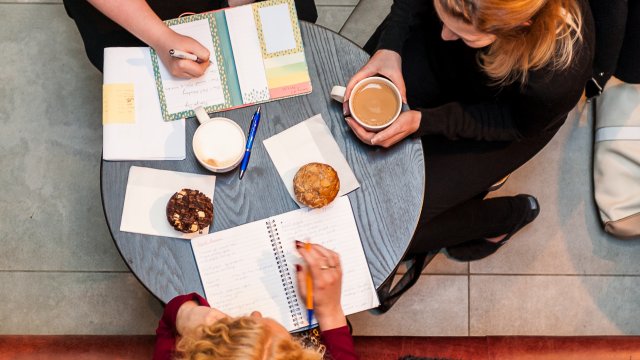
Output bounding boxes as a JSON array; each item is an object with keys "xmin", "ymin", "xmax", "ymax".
[
  {"xmin": 192, "ymin": 107, "xmax": 246, "ymax": 173},
  {"xmin": 331, "ymin": 76, "xmax": 403, "ymax": 132}
]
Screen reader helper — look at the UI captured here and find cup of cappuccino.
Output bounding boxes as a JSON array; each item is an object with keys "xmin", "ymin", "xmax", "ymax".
[
  {"xmin": 331, "ymin": 77, "xmax": 403, "ymax": 132},
  {"xmin": 192, "ymin": 107, "xmax": 246, "ymax": 173}
]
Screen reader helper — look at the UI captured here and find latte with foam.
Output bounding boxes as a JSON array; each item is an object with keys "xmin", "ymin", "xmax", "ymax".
[{"xmin": 351, "ymin": 79, "xmax": 400, "ymax": 127}]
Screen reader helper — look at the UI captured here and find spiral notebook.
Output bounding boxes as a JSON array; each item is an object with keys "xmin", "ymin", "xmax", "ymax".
[
  {"xmin": 190, "ymin": 196, "xmax": 379, "ymax": 331},
  {"xmin": 151, "ymin": 0, "xmax": 312, "ymax": 121}
]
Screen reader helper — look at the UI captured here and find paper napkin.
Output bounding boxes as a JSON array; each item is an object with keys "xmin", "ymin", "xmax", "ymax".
[
  {"xmin": 263, "ymin": 114, "xmax": 360, "ymax": 207},
  {"xmin": 120, "ymin": 166, "xmax": 216, "ymax": 239}
]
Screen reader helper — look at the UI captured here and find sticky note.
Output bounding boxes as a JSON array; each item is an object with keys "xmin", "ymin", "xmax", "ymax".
[{"xmin": 103, "ymin": 83, "xmax": 135, "ymax": 124}]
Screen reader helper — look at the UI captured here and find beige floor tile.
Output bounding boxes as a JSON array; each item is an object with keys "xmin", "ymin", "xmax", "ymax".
[
  {"xmin": 0, "ymin": 4, "xmax": 127, "ymax": 272},
  {"xmin": 470, "ymin": 275, "xmax": 640, "ymax": 335},
  {"xmin": 316, "ymin": 6, "xmax": 355, "ymax": 32},
  {"xmin": 0, "ymin": 272, "xmax": 163, "ymax": 335},
  {"xmin": 472, "ymin": 102, "xmax": 640, "ymax": 275},
  {"xmin": 316, "ymin": 0, "xmax": 359, "ymax": 6},
  {"xmin": 348, "ymin": 275, "xmax": 468, "ymax": 336}
]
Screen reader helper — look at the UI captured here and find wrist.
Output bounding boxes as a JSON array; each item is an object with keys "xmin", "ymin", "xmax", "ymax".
[
  {"xmin": 146, "ymin": 25, "xmax": 177, "ymax": 52},
  {"xmin": 315, "ymin": 306, "xmax": 347, "ymax": 331}
]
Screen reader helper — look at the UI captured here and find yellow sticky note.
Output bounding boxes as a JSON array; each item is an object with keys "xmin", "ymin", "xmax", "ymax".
[{"xmin": 103, "ymin": 83, "xmax": 135, "ymax": 124}]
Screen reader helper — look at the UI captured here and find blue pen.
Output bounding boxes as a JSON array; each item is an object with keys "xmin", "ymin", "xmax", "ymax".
[{"xmin": 239, "ymin": 106, "xmax": 261, "ymax": 179}]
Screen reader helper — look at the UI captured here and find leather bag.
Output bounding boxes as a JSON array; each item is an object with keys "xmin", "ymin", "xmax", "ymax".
[{"xmin": 593, "ymin": 78, "xmax": 640, "ymax": 238}]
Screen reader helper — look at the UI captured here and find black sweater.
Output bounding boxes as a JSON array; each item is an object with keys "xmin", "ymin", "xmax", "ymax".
[{"xmin": 376, "ymin": 0, "xmax": 595, "ymax": 142}]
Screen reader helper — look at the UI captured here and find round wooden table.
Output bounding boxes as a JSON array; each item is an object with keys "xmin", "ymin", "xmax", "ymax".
[{"xmin": 101, "ymin": 22, "xmax": 425, "ymax": 304}]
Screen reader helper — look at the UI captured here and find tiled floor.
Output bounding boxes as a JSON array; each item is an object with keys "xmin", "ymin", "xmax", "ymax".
[{"xmin": 1, "ymin": 0, "xmax": 639, "ymax": 337}]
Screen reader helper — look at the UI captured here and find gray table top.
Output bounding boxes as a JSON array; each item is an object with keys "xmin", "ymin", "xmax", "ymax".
[{"xmin": 101, "ymin": 22, "xmax": 425, "ymax": 304}]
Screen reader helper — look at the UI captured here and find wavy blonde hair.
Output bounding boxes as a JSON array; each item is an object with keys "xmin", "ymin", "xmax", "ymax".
[
  {"xmin": 435, "ymin": 0, "xmax": 583, "ymax": 85},
  {"xmin": 175, "ymin": 316, "xmax": 323, "ymax": 360}
]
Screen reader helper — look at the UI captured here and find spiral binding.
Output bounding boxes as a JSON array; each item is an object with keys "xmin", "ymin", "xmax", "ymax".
[{"xmin": 267, "ymin": 219, "xmax": 303, "ymax": 327}]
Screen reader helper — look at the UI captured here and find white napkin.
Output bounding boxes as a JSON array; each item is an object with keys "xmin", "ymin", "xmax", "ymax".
[
  {"xmin": 120, "ymin": 166, "xmax": 216, "ymax": 239},
  {"xmin": 263, "ymin": 114, "xmax": 360, "ymax": 207}
]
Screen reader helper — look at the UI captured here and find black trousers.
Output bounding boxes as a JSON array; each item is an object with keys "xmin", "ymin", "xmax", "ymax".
[
  {"xmin": 365, "ymin": 21, "xmax": 561, "ymax": 256},
  {"xmin": 63, "ymin": 0, "xmax": 318, "ymax": 71}
]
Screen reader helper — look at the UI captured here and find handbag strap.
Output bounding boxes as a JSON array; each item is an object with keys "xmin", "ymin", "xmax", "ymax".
[{"xmin": 374, "ymin": 252, "xmax": 436, "ymax": 314}]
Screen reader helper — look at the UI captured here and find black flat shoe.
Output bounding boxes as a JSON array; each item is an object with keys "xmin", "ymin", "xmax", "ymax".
[{"xmin": 445, "ymin": 194, "xmax": 540, "ymax": 262}]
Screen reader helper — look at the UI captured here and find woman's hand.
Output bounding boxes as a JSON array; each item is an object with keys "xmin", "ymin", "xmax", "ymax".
[
  {"xmin": 295, "ymin": 241, "xmax": 347, "ymax": 331},
  {"xmin": 152, "ymin": 31, "xmax": 211, "ymax": 79},
  {"xmin": 343, "ymin": 49, "xmax": 406, "ymax": 115},
  {"xmin": 346, "ymin": 110, "xmax": 421, "ymax": 148},
  {"xmin": 176, "ymin": 301, "xmax": 228, "ymax": 338}
]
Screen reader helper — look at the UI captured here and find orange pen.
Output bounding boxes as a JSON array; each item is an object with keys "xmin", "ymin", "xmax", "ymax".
[{"xmin": 305, "ymin": 242, "xmax": 314, "ymax": 326}]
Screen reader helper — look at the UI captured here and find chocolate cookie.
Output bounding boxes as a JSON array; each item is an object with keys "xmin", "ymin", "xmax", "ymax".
[
  {"xmin": 166, "ymin": 189, "xmax": 213, "ymax": 234},
  {"xmin": 293, "ymin": 163, "xmax": 340, "ymax": 208}
]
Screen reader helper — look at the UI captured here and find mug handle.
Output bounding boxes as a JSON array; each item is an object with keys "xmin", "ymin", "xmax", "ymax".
[
  {"xmin": 194, "ymin": 106, "xmax": 211, "ymax": 125},
  {"xmin": 330, "ymin": 86, "xmax": 347, "ymax": 103}
]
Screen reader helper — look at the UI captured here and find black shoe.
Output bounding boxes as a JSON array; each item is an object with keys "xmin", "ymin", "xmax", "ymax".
[{"xmin": 445, "ymin": 194, "xmax": 540, "ymax": 262}]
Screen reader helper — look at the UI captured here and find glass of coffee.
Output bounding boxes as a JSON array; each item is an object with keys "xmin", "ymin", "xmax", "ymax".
[{"xmin": 331, "ymin": 77, "xmax": 403, "ymax": 132}]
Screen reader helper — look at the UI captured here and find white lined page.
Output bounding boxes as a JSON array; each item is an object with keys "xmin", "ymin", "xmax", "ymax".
[
  {"xmin": 159, "ymin": 18, "xmax": 226, "ymax": 114},
  {"xmin": 276, "ymin": 196, "xmax": 380, "ymax": 325},
  {"xmin": 191, "ymin": 220, "xmax": 296, "ymax": 330}
]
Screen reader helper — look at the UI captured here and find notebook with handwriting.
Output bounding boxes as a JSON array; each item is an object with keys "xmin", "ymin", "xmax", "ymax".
[
  {"xmin": 190, "ymin": 196, "xmax": 379, "ymax": 331},
  {"xmin": 151, "ymin": 0, "xmax": 312, "ymax": 121}
]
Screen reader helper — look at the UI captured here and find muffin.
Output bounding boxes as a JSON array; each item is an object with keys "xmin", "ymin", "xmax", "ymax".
[
  {"xmin": 166, "ymin": 189, "xmax": 213, "ymax": 234},
  {"xmin": 293, "ymin": 163, "xmax": 340, "ymax": 208}
]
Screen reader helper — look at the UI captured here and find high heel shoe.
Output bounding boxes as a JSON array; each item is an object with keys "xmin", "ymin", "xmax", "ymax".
[{"xmin": 446, "ymin": 194, "xmax": 540, "ymax": 262}]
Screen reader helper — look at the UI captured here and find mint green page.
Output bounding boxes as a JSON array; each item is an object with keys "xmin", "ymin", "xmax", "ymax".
[{"xmin": 214, "ymin": 11, "xmax": 243, "ymax": 107}]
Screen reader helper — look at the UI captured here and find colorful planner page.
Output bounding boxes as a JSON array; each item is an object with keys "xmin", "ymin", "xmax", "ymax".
[{"xmin": 151, "ymin": 0, "xmax": 312, "ymax": 121}]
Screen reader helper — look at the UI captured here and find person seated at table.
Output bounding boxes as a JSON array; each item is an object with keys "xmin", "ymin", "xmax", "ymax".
[
  {"xmin": 153, "ymin": 242, "xmax": 358, "ymax": 360},
  {"xmin": 342, "ymin": 0, "xmax": 594, "ymax": 261},
  {"xmin": 63, "ymin": 0, "xmax": 317, "ymax": 77}
]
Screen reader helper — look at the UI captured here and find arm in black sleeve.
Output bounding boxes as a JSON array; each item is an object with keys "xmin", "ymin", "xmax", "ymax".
[
  {"xmin": 376, "ymin": 0, "xmax": 425, "ymax": 54},
  {"xmin": 416, "ymin": 61, "xmax": 591, "ymax": 141}
]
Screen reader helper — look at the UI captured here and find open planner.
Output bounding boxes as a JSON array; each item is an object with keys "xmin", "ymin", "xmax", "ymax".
[
  {"xmin": 152, "ymin": 0, "xmax": 312, "ymax": 121},
  {"xmin": 190, "ymin": 196, "xmax": 380, "ymax": 332}
]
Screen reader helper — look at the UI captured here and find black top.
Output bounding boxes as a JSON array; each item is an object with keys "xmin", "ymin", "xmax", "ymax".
[{"xmin": 376, "ymin": 0, "xmax": 595, "ymax": 142}]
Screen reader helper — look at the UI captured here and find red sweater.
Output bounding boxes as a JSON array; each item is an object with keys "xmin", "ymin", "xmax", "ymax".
[{"xmin": 153, "ymin": 293, "xmax": 358, "ymax": 360}]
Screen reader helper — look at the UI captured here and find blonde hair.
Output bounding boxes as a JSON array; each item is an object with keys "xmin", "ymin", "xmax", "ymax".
[
  {"xmin": 175, "ymin": 316, "xmax": 323, "ymax": 360},
  {"xmin": 435, "ymin": 0, "xmax": 583, "ymax": 85}
]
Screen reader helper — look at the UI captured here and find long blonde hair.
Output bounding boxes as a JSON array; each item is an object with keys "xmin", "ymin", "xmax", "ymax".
[
  {"xmin": 435, "ymin": 0, "xmax": 583, "ymax": 85},
  {"xmin": 175, "ymin": 316, "xmax": 323, "ymax": 360}
]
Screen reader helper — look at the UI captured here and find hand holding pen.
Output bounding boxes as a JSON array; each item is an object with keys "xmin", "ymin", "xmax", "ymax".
[
  {"xmin": 155, "ymin": 32, "xmax": 211, "ymax": 78},
  {"xmin": 295, "ymin": 241, "xmax": 347, "ymax": 331}
]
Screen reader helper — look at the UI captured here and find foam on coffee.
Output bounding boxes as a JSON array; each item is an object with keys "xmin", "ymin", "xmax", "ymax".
[
  {"xmin": 193, "ymin": 120, "xmax": 245, "ymax": 170},
  {"xmin": 351, "ymin": 79, "xmax": 399, "ymax": 127}
]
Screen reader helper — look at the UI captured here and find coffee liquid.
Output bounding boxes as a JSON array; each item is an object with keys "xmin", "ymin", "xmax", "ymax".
[{"xmin": 351, "ymin": 80, "xmax": 399, "ymax": 126}]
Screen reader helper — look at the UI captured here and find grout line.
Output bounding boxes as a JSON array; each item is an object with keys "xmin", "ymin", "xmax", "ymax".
[{"xmin": 0, "ymin": 270, "xmax": 131, "ymax": 274}]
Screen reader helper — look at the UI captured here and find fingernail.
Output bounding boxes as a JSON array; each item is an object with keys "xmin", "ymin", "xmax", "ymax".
[
  {"xmin": 295, "ymin": 240, "xmax": 303, "ymax": 248},
  {"xmin": 370, "ymin": 137, "xmax": 377, "ymax": 145},
  {"xmin": 295, "ymin": 264, "xmax": 302, "ymax": 272}
]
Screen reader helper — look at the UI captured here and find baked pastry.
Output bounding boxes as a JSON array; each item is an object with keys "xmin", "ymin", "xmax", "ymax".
[
  {"xmin": 293, "ymin": 163, "xmax": 340, "ymax": 208},
  {"xmin": 166, "ymin": 189, "xmax": 213, "ymax": 234}
]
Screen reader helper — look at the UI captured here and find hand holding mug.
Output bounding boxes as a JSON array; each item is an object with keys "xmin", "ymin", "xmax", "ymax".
[
  {"xmin": 344, "ymin": 49, "xmax": 407, "ymax": 105},
  {"xmin": 346, "ymin": 109, "xmax": 422, "ymax": 148}
]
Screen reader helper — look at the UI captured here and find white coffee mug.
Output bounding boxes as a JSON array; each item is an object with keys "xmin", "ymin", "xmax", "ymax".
[
  {"xmin": 331, "ymin": 76, "xmax": 405, "ymax": 132},
  {"xmin": 192, "ymin": 107, "xmax": 246, "ymax": 173}
]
